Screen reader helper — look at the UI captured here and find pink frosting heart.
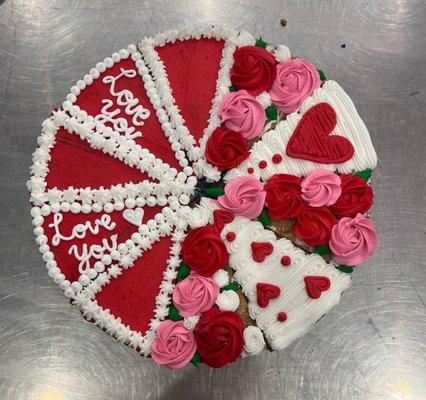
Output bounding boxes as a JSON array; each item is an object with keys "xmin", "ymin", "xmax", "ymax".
[
  {"xmin": 219, "ymin": 90, "xmax": 266, "ymax": 139},
  {"xmin": 217, "ymin": 176, "xmax": 266, "ymax": 219},
  {"xmin": 269, "ymin": 59, "xmax": 320, "ymax": 113},
  {"xmin": 301, "ymin": 169, "xmax": 342, "ymax": 207},
  {"xmin": 329, "ymin": 213, "xmax": 378, "ymax": 266},
  {"xmin": 172, "ymin": 272, "xmax": 219, "ymax": 317},
  {"xmin": 150, "ymin": 320, "xmax": 197, "ymax": 369}
]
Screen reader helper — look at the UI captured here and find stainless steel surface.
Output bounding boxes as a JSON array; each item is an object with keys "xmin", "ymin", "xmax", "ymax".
[{"xmin": 0, "ymin": 0, "xmax": 425, "ymax": 399}]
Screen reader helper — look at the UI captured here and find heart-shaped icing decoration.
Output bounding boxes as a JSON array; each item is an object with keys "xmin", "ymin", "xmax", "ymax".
[
  {"xmin": 123, "ymin": 207, "xmax": 144, "ymax": 226},
  {"xmin": 213, "ymin": 209, "xmax": 235, "ymax": 232},
  {"xmin": 256, "ymin": 283, "xmax": 281, "ymax": 308},
  {"xmin": 251, "ymin": 242, "xmax": 274, "ymax": 262},
  {"xmin": 304, "ymin": 276, "xmax": 331, "ymax": 299},
  {"xmin": 286, "ymin": 102, "xmax": 355, "ymax": 164}
]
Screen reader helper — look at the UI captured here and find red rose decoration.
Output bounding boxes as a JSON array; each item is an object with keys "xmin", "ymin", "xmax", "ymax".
[
  {"xmin": 181, "ymin": 225, "xmax": 229, "ymax": 277},
  {"xmin": 265, "ymin": 174, "xmax": 303, "ymax": 220},
  {"xmin": 329, "ymin": 174, "xmax": 374, "ymax": 218},
  {"xmin": 194, "ymin": 307, "xmax": 244, "ymax": 368},
  {"xmin": 205, "ymin": 127, "xmax": 250, "ymax": 170},
  {"xmin": 293, "ymin": 206, "xmax": 337, "ymax": 247},
  {"xmin": 230, "ymin": 46, "xmax": 277, "ymax": 95}
]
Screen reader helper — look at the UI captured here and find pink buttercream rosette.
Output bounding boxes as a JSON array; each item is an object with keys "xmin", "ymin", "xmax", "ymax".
[
  {"xmin": 301, "ymin": 169, "xmax": 342, "ymax": 207},
  {"xmin": 269, "ymin": 59, "xmax": 320, "ymax": 113},
  {"xmin": 329, "ymin": 213, "xmax": 378, "ymax": 266}
]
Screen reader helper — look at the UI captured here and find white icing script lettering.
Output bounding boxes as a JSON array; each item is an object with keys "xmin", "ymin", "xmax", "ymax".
[
  {"xmin": 69, "ymin": 234, "xmax": 118, "ymax": 273},
  {"xmin": 49, "ymin": 213, "xmax": 116, "ymax": 246},
  {"xmin": 48, "ymin": 213, "xmax": 118, "ymax": 274},
  {"xmin": 95, "ymin": 68, "xmax": 150, "ymax": 139}
]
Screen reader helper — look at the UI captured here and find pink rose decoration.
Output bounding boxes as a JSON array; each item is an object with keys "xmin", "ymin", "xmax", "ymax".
[
  {"xmin": 150, "ymin": 320, "xmax": 196, "ymax": 369},
  {"xmin": 301, "ymin": 169, "xmax": 342, "ymax": 207},
  {"xmin": 173, "ymin": 272, "xmax": 219, "ymax": 317},
  {"xmin": 269, "ymin": 59, "xmax": 320, "ymax": 113},
  {"xmin": 219, "ymin": 90, "xmax": 265, "ymax": 139},
  {"xmin": 329, "ymin": 213, "xmax": 378, "ymax": 266},
  {"xmin": 217, "ymin": 176, "xmax": 266, "ymax": 219}
]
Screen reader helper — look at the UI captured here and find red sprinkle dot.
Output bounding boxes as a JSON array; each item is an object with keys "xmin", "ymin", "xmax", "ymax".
[
  {"xmin": 259, "ymin": 160, "xmax": 267, "ymax": 169},
  {"xmin": 226, "ymin": 232, "xmax": 236, "ymax": 242},
  {"xmin": 281, "ymin": 256, "xmax": 291, "ymax": 266},
  {"xmin": 277, "ymin": 312, "xmax": 287, "ymax": 322},
  {"xmin": 272, "ymin": 154, "xmax": 282, "ymax": 164},
  {"xmin": 247, "ymin": 167, "xmax": 254, "ymax": 174}
]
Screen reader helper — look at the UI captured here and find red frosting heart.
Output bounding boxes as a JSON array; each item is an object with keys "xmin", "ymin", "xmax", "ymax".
[
  {"xmin": 251, "ymin": 242, "xmax": 274, "ymax": 262},
  {"xmin": 304, "ymin": 276, "xmax": 331, "ymax": 299},
  {"xmin": 286, "ymin": 102, "xmax": 354, "ymax": 164},
  {"xmin": 256, "ymin": 283, "xmax": 281, "ymax": 308},
  {"xmin": 213, "ymin": 209, "xmax": 235, "ymax": 232}
]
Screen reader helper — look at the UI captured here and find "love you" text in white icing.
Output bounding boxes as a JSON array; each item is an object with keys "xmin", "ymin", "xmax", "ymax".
[
  {"xmin": 95, "ymin": 68, "xmax": 150, "ymax": 139},
  {"xmin": 49, "ymin": 213, "xmax": 118, "ymax": 274}
]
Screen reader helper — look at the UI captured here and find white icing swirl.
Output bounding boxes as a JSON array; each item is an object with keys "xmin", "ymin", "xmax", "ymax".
[
  {"xmin": 212, "ymin": 269, "xmax": 229, "ymax": 288},
  {"xmin": 243, "ymin": 326, "xmax": 265, "ymax": 356},
  {"xmin": 215, "ymin": 290, "xmax": 240, "ymax": 311}
]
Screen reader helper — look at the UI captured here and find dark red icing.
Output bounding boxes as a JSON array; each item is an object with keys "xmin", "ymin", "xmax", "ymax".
[
  {"xmin": 280, "ymin": 255, "xmax": 291, "ymax": 266},
  {"xmin": 95, "ymin": 235, "xmax": 173, "ymax": 334},
  {"xmin": 251, "ymin": 242, "xmax": 274, "ymax": 262},
  {"xmin": 46, "ymin": 128, "xmax": 149, "ymax": 190},
  {"xmin": 277, "ymin": 312, "xmax": 287, "ymax": 322},
  {"xmin": 213, "ymin": 209, "xmax": 235, "ymax": 232},
  {"xmin": 256, "ymin": 283, "xmax": 281, "ymax": 308},
  {"xmin": 286, "ymin": 102, "xmax": 354, "ymax": 164},
  {"xmin": 304, "ymin": 276, "xmax": 331, "ymax": 299},
  {"xmin": 272, "ymin": 154, "xmax": 282, "ymax": 164},
  {"xmin": 226, "ymin": 232, "xmax": 236, "ymax": 242},
  {"xmin": 156, "ymin": 38, "xmax": 225, "ymax": 145},
  {"xmin": 259, "ymin": 160, "xmax": 267, "ymax": 169}
]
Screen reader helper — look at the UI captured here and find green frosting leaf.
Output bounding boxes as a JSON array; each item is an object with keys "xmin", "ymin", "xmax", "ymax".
[
  {"xmin": 200, "ymin": 187, "xmax": 225, "ymax": 198},
  {"xmin": 317, "ymin": 69, "xmax": 327, "ymax": 81},
  {"xmin": 265, "ymin": 105, "xmax": 278, "ymax": 120},
  {"xmin": 167, "ymin": 305, "xmax": 182, "ymax": 321},
  {"xmin": 255, "ymin": 37, "xmax": 268, "ymax": 49},
  {"xmin": 221, "ymin": 281, "xmax": 240, "ymax": 292},
  {"xmin": 190, "ymin": 352, "xmax": 200, "ymax": 367},
  {"xmin": 177, "ymin": 263, "xmax": 190, "ymax": 281},
  {"xmin": 338, "ymin": 265, "xmax": 354, "ymax": 274},
  {"xmin": 229, "ymin": 85, "xmax": 237, "ymax": 92},
  {"xmin": 355, "ymin": 169, "xmax": 373, "ymax": 181},
  {"xmin": 313, "ymin": 246, "xmax": 330, "ymax": 255},
  {"xmin": 258, "ymin": 209, "xmax": 271, "ymax": 227}
]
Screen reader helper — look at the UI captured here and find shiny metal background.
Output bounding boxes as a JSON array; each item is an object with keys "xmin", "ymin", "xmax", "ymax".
[{"xmin": 0, "ymin": 0, "xmax": 425, "ymax": 399}]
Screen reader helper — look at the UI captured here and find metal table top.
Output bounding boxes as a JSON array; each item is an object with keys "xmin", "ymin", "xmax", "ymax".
[{"xmin": 0, "ymin": 1, "xmax": 425, "ymax": 399}]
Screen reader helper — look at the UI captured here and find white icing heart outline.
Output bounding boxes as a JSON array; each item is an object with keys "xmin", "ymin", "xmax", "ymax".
[{"xmin": 123, "ymin": 207, "xmax": 144, "ymax": 226}]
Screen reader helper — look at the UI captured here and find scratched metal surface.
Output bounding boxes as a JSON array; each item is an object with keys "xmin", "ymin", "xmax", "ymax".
[{"xmin": 0, "ymin": 0, "xmax": 425, "ymax": 399}]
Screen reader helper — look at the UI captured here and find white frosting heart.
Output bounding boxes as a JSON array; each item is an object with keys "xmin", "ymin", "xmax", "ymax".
[{"xmin": 122, "ymin": 207, "xmax": 144, "ymax": 226}]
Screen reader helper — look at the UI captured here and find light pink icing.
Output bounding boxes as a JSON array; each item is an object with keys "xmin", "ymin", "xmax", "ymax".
[
  {"xmin": 172, "ymin": 272, "xmax": 219, "ymax": 317},
  {"xmin": 219, "ymin": 90, "xmax": 265, "ymax": 139},
  {"xmin": 329, "ymin": 213, "xmax": 378, "ymax": 266},
  {"xmin": 150, "ymin": 320, "xmax": 196, "ymax": 369},
  {"xmin": 301, "ymin": 169, "xmax": 342, "ymax": 207},
  {"xmin": 269, "ymin": 59, "xmax": 320, "ymax": 113},
  {"xmin": 217, "ymin": 176, "xmax": 266, "ymax": 219}
]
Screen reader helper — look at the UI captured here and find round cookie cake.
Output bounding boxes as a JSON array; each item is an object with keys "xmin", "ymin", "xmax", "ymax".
[{"xmin": 28, "ymin": 26, "xmax": 378, "ymax": 369}]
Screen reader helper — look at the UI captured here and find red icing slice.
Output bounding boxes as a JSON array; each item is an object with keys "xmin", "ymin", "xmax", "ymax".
[
  {"xmin": 304, "ymin": 276, "xmax": 331, "ymax": 299},
  {"xmin": 251, "ymin": 242, "xmax": 274, "ymax": 263},
  {"xmin": 44, "ymin": 207, "xmax": 160, "ymax": 283},
  {"xmin": 46, "ymin": 128, "xmax": 150, "ymax": 190},
  {"xmin": 156, "ymin": 38, "xmax": 225, "ymax": 145},
  {"xmin": 256, "ymin": 283, "xmax": 281, "ymax": 308},
  {"xmin": 286, "ymin": 103, "xmax": 354, "ymax": 164},
  {"xmin": 95, "ymin": 235, "xmax": 173, "ymax": 334},
  {"xmin": 74, "ymin": 58, "xmax": 181, "ymax": 170},
  {"xmin": 213, "ymin": 209, "xmax": 235, "ymax": 232}
]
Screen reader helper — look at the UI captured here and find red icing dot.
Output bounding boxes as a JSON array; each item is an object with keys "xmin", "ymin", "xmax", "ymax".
[
  {"xmin": 272, "ymin": 154, "xmax": 282, "ymax": 164},
  {"xmin": 259, "ymin": 160, "xmax": 267, "ymax": 169},
  {"xmin": 277, "ymin": 312, "xmax": 287, "ymax": 322},
  {"xmin": 247, "ymin": 167, "xmax": 254, "ymax": 174},
  {"xmin": 281, "ymin": 256, "xmax": 291, "ymax": 266},
  {"xmin": 226, "ymin": 232, "xmax": 236, "ymax": 242}
]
